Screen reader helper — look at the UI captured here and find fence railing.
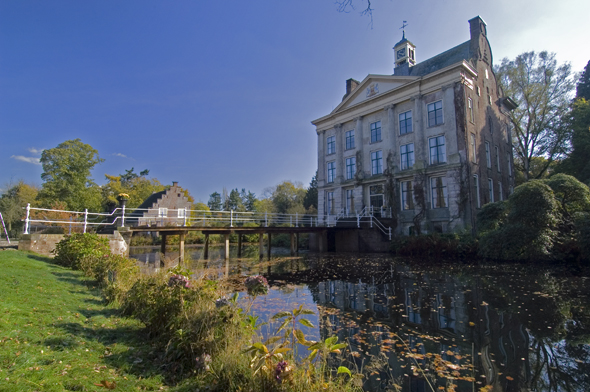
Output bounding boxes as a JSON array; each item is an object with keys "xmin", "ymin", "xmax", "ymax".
[
  {"xmin": 22, "ymin": 204, "xmax": 391, "ymax": 240},
  {"xmin": 22, "ymin": 204, "xmax": 321, "ymax": 234}
]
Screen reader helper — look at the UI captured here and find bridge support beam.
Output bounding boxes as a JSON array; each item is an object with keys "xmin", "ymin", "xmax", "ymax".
[
  {"xmin": 160, "ymin": 234, "xmax": 167, "ymax": 267},
  {"xmin": 290, "ymin": 233, "xmax": 296, "ymax": 256},
  {"xmin": 296, "ymin": 232, "xmax": 299, "ymax": 255},
  {"xmin": 237, "ymin": 234, "xmax": 242, "ymax": 258},
  {"xmin": 224, "ymin": 234, "xmax": 230, "ymax": 260},
  {"xmin": 179, "ymin": 233, "xmax": 185, "ymax": 265},
  {"xmin": 267, "ymin": 233, "xmax": 272, "ymax": 260},
  {"xmin": 204, "ymin": 234, "xmax": 209, "ymax": 259},
  {"xmin": 259, "ymin": 233, "xmax": 264, "ymax": 259}
]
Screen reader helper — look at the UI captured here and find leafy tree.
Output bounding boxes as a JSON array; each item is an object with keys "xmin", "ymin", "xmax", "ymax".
[
  {"xmin": 37, "ymin": 139, "xmax": 104, "ymax": 211},
  {"xmin": 303, "ymin": 172, "xmax": 318, "ymax": 212},
  {"xmin": 577, "ymin": 60, "xmax": 590, "ymax": 100},
  {"xmin": 545, "ymin": 174, "xmax": 590, "ymax": 221},
  {"xmin": 269, "ymin": 181, "xmax": 306, "ymax": 214},
  {"xmin": 224, "ymin": 188, "xmax": 245, "ymax": 211},
  {"xmin": 207, "ymin": 192, "xmax": 222, "ymax": 211},
  {"xmin": 496, "ymin": 51, "xmax": 576, "ymax": 181},
  {"xmin": 558, "ymin": 99, "xmax": 590, "ymax": 184},
  {"xmin": 0, "ymin": 181, "xmax": 38, "ymax": 233},
  {"xmin": 101, "ymin": 168, "xmax": 164, "ymax": 211},
  {"xmin": 240, "ymin": 188, "xmax": 257, "ymax": 212}
]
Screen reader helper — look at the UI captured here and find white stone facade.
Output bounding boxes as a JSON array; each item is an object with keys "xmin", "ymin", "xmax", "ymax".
[{"xmin": 312, "ymin": 17, "xmax": 515, "ymax": 235}]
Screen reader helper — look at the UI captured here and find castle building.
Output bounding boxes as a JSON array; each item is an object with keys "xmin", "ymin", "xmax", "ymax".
[{"xmin": 312, "ymin": 16, "xmax": 516, "ymax": 235}]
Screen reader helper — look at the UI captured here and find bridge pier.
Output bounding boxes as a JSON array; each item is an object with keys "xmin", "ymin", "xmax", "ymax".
[
  {"xmin": 267, "ymin": 233, "xmax": 272, "ymax": 260},
  {"xmin": 224, "ymin": 234, "xmax": 230, "ymax": 260},
  {"xmin": 179, "ymin": 233, "xmax": 185, "ymax": 264},
  {"xmin": 160, "ymin": 234, "xmax": 167, "ymax": 266},
  {"xmin": 237, "ymin": 234, "xmax": 242, "ymax": 258},
  {"xmin": 204, "ymin": 234, "xmax": 209, "ymax": 259},
  {"xmin": 290, "ymin": 233, "xmax": 296, "ymax": 256},
  {"xmin": 259, "ymin": 233, "xmax": 264, "ymax": 259}
]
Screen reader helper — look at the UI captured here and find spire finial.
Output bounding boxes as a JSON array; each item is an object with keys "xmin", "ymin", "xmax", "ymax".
[{"xmin": 400, "ymin": 20, "xmax": 408, "ymax": 38}]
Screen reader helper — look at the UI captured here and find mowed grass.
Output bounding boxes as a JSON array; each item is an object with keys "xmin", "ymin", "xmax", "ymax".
[{"xmin": 0, "ymin": 250, "xmax": 167, "ymax": 391}]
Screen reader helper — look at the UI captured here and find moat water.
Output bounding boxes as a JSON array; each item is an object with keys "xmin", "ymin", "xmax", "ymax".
[{"xmin": 130, "ymin": 246, "xmax": 590, "ymax": 392}]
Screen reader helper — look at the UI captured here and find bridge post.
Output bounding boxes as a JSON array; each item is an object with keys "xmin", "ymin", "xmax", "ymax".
[
  {"xmin": 290, "ymin": 233, "xmax": 295, "ymax": 256},
  {"xmin": 259, "ymin": 233, "xmax": 264, "ymax": 259},
  {"xmin": 160, "ymin": 233, "xmax": 166, "ymax": 256},
  {"xmin": 237, "ymin": 234, "xmax": 242, "ymax": 257},
  {"xmin": 224, "ymin": 234, "xmax": 230, "ymax": 260},
  {"xmin": 204, "ymin": 234, "xmax": 209, "ymax": 259},
  {"xmin": 24, "ymin": 203, "xmax": 30, "ymax": 234},
  {"xmin": 267, "ymin": 233, "xmax": 272, "ymax": 260},
  {"xmin": 296, "ymin": 232, "xmax": 299, "ymax": 255},
  {"xmin": 83, "ymin": 209, "xmax": 88, "ymax": 233},
  {"xmin": 179, "ymin": 233, "xmax": 185, "ymax": 264}
]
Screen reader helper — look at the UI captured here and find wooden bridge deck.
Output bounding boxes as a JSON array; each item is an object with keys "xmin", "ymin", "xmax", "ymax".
[{"xmin": 129, "ymin": 225, "xmax": 353, "ymax": 261}]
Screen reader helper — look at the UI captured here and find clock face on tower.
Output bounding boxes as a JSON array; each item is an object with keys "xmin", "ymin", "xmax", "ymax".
[{"xmin": 397, "ymin": 48, "xmax": 406, "ymax": 59}]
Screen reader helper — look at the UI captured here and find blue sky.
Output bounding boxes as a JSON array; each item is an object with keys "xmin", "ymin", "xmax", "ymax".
[{"xmin": 2, "ymin": 0, "xmax": 588, "ymax": 204}]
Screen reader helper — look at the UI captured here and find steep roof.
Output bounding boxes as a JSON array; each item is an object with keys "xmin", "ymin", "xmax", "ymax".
[{"xmin": 396, "ymin": 41, "xmax": 472, "ymax": 77}]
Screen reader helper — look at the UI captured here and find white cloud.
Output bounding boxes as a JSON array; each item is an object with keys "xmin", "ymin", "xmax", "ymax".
[
  {"xmin": 11, "ymin": 155, "xmax": 41, "ymax": 165},
  {"xmin": 112, "ymin": 152, "xmax": 133, "ymax": 159},
  {"xmin": 27, "ymin": 147, "xmax": 43, "ymax": 154}
]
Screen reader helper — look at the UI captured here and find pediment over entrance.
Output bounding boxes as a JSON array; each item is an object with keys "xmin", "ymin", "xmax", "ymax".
[{"xmin": 333, "ymin": 74, "xmax": 417, "ymax": 114}]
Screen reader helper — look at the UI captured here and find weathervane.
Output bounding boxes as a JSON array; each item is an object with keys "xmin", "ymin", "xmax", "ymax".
[{"xmin": 400, "ymin": 20, "xmax": 408, "ymax": 37}]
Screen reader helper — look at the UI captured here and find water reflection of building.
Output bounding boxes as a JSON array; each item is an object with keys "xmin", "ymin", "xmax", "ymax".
[{"xmin": 311, "ymin": 266, "xmax": 531, "ymax": 391}]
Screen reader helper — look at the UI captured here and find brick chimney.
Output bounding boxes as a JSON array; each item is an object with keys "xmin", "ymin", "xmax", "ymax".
[{"xmin": 342, "ymin": 78, "xmax": 360, "ymax": 101}]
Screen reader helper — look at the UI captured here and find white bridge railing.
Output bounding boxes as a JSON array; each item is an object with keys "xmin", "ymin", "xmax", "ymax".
[
  {"xmin": 324, "ymin": 206, "xmax": 392, "ymax": 240},
  {"xmin": 22, "ymin": 203, "xmax": 391, "ymax": 240},
  {"xmin": 21, "ymin": 204, "xmax": 321, "ymax": 234}
]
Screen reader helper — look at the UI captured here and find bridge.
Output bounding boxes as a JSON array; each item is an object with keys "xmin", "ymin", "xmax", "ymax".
[{"xmin": 21, "ymin": 204, "xmax": 393, "ymax": 261}]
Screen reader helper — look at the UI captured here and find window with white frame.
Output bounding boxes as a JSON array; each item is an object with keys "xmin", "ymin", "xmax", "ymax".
[
  {"xmin": 473, "ymin": 175, "xmax": 480, "ymax": 208},
  {"xmin": 468, "ymin": 97, "xmax": 474, "ymax": 123},
  {"xmin": 429, "ymin": 136, "xmax": 446, "ymax": 165},
  {"xmin": 327, "ymin": 135, "xmax": 335, "ymax": 155},
  {"xmin": 327, "ymin": 161, "xmax": 335, "ymax": 183},
  {"xmin": 345, "ymin": 157, "xmax": 356, "ymax": 180},
  {"xmin": 345, "ymin": 130, "xmax": 355, "ymax": 150},
  {"xmin": 431, "ymin": 177, "xmax": 448, "ymax": 208},
  {"xmin": 470, "ymin": 133, "xmax": 477, "ymax": 163},
  {"xmin": 371, "ymin": 150, "xmax": 383, "ymax": 175},
  {"xmin": 370, "ymin": 121, "xmax": 382, "ymax": 143},
  {"xmin": 507, "ymin": 153, "xmax": 512, "ymax": 176},
  {"xmin": 485, "ymin": 142, "xmax": 491, "ymax": 168},
  {"xmin": 488, "ymin": 116, "xmax": 494, "ymax": 134},
  {"xmin": 326, "ymin": 191, "xmax": 334, "ymax": 215},
  {"xmin": 399, "ymin": 111, "xmax": 412, "ymax": 134},
  {"xmin": 400, "ymin": 143, "xmax": 414, "ymax": 170},
  {"xmin": 177, "ymin": 208, "xmax": 186, "ymax": 218},
  {"xmin": 158, "ymin": 208, "xmax": 168, "ymax": 217},
  {"xmin": 345, "ymin": 189, "xmax": 354, "ymax": 214},
  {"xmin": 488, "ymin": 178, "xmax": 494, "ymax": 203},
  {"xmin": 427, "ymin": 100, "xmax": 443, "ymax": 126},
  {"xmin": 401, "ymin": 181, "xmax": 414, "ymax": 210},
  {"xmin": 495, "ymin": 146, "xmax": 500, "ymax": 172},
  {"xmin": 498, "ymin": 182, "xmax": 503, "ymax": 201}
]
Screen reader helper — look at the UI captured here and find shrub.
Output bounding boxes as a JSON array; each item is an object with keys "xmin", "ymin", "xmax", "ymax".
[
  {"xmin": 53, "ymin": 233, "xmax": 110, "ymax": 269},
  {"xmin": 476, "ymin": 201, "xmax": 507, "ymax": 234},
  {"xmin": 576, "ymin": 212, "xmax": 590, "ymax": 261},
  {"xmin": 391, "ymin": 232, "xmax": 477, "ymax": 260},
  {"xmin": 80, "ymin": 253, "xmax": 140, "ymax": 303}
]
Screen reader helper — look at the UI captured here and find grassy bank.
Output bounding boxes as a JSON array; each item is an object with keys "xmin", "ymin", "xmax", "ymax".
[
  {"xmin": 1, "ymin": 245, "xmax": 362, "ymax": 392},
  {"xmin": 0, "ymin": 250, "xmax": 167, "ymax": 391}
]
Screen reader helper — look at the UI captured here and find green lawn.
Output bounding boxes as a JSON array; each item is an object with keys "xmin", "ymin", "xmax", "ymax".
[{"xmin": 0, "ymin": 250, "xmax": 167, "ymax": 391}]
